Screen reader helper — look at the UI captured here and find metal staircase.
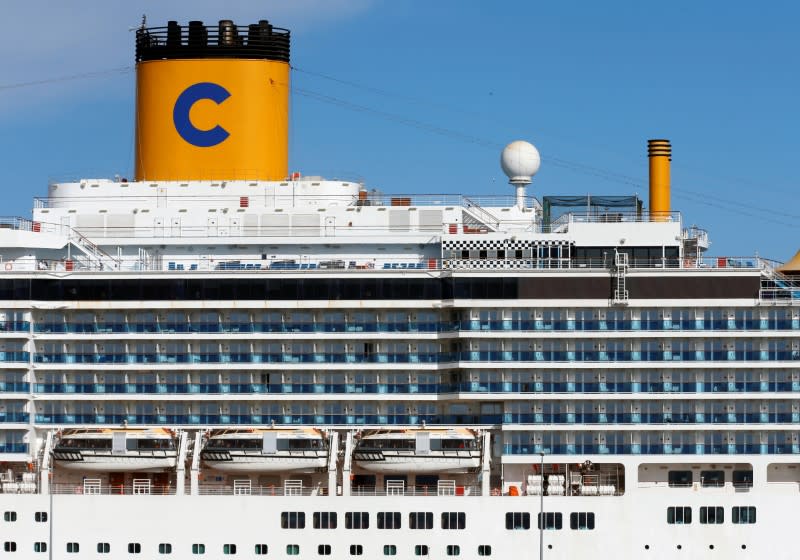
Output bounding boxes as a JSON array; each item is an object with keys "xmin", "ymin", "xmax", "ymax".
[
  {"xmin": 612, "ymin": 251, "xmax": 629, "ymax": 305},
  {"xmin": 460, "ymin": 197, "xmax": 500, "ymax": 232},
  {"xmin": 67, "ymin": 228, "xmax": 121, "ymax": 270}
]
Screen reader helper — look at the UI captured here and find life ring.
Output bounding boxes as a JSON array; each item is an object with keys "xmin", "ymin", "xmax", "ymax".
[{"xmin": 4, "ymin": 263, "xmax": 11, "ymax": 271}]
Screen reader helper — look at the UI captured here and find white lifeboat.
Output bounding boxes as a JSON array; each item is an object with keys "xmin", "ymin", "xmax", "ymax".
[
  {"xmin": 353, "ymin": 428, "xmax": 481, "ymax": 474},
  {"xmin": 201, "ymin": 428, "xmax": 328, "ymax": 473},
  {"xmin": 51, "ymin": 428, "xmax": 178, "ymax": 472}
]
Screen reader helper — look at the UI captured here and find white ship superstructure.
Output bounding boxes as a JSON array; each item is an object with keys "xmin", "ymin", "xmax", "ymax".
[{"xmin": 0, "ymin": 17, "xmax": 797, "ymax": 560}]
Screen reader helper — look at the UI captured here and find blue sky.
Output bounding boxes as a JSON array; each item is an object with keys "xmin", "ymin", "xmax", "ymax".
[{"xmin": 0, "ymin": 0, "xmax": 797, "ymax": 260}]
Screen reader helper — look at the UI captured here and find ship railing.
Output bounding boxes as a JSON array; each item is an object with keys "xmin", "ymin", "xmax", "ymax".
[
  {"xmin": 351, "ymin": 485, "xmax": 480, "ymax": 497},
  {"xmin": 568, "ymin": 210, "xmax": 681, "ymax": 225},
  {"xmin": 49, "ymin": 482, "xmax": 176, "ymax": 495},
  {"xmin": 197, "ymin": 484, "xmax": 328, "ymax": 496}
]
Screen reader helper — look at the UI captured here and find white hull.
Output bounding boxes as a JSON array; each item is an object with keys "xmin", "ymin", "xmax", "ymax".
[{"xmin": 0, "ymin": 489, "xmax": 781, "ymax": 560}]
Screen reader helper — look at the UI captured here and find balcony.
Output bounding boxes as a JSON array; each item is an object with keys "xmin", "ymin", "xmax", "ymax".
[{"xmin": 0, "ymin": 413, "xmax": 29, "ymax": 423}]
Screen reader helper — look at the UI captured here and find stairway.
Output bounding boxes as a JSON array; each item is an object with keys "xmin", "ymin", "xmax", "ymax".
[{"xmin": 612, "ymin": 251, "xmax": 629, "ymax": 305}]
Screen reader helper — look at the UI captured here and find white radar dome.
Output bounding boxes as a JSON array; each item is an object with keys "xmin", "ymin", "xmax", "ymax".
[{"xmin": 500, "ymin": 140, "xmax": 540, "ymax": 185}]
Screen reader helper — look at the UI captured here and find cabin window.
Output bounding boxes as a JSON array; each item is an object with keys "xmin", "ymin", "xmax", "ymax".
[
  {"xmin": 287, "ymin": 544, "xmax": 300, "ymax": 555},
  {"xmin": 700, "ymin": 470, "xmax": 725, "ymax": 487},
  {"xmin": 441, "ymin": 512, "xmax": 466, "ymax": 529},
  {"xmin": 313, "ymin": 512, "xmax": 337, "ymax": 529},
  {"xmin": 34, "ymin": 542, "xmax": 47, "ymax": 553},
  {"xmin": 350, "ymin": 544, "xmax": 363, "ymax": 556},
  {"xmin": 281, "ymin": 512, "xmax": 306, "ymax": 529},
  {"xmin": 3, "ymin": 511, "xmax": 16, "ymax": 522},
  {"xmin": 538, "ymin": 512, "xmax": 563, "ymax": 530},
  {"xmin": 732, "ymin": 506, "xmax": 756, "ymax": 524},
  {"xmin": 569, "ymin": 512, "xmax": 595, "ymax": 530},
  {"xmin": 223, "ymin": 543, "xmax": 237, "ymax": 555},
  {"xmin": 667, "ymin": 506, "xmax": 692, "ymax": 524},
  {"xmin": 699, "ymin": 507, "xmax": 724, "ymax": 524},
  {"xmin": 384, "ymin": 545, "xmax": 397, "ymax": 556},
  {"xmin": 255, "ymin": 544, "xmax": 268, "ymax": 555},
  {"xmin": 34, "ymin": 512, "xmax": 47, "ymax": 522},
  {"xmin": 97, "ymin": 542, "xmax": 109, "ymax": 553},
  {"xmin": 192, "ymin": 543, "xmax": 205, "ymax": 554},
  {"xmin": 158, "ymin": 543, "xmax": 172, "ymax": 554},
  {"xmin": 732, "ymin": 470, "xmax": 753, "ymax": 488},
  {"xmin": 447, "ymin": 544, "xmax": 461, "ymax": 556},
  {"xmin": 346, "ymin": 512, "xmax": 369, "ymax": 529},
  {"xmin": 409, "ymin": 512, "xmax": 433, "ymax": 529},
  {"xmin": 67, "ymin": 542, "xmax": 81, "ymax": 553},
  {"xmin": 478, "ymin": 545, "xmax": 492, "ymax": 556},
  {"xmin": 318, "ymin": 544, "xmax": 332, "ymax": 556},
  {"xmin": 668, "ymin": 470, "xmax": 692, "ymax": 487},
  {"xmin": 415, "ymin": 545, "xmax": 429, "ymax": 556},
  {"xmin": 505, "ymin": 512, "xmax": 530, "ymax": 530},
  {"xmin": 128, "ymin": 542, "xmax": 142, "ymax": 553},
  {"xmin": 4, "ymin": 542, "xmax": 16, "ymax": 552},
  {"xmin": 378, "ymin": 512, "xmax": 402, "ymax": 529}
]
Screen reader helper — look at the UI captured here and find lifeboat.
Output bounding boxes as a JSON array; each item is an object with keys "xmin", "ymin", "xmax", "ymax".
[
  {"xmin": 51, "ymin": 428, "xmax": 178, "ymax": 472},
  {"xmin": 353, "ymin": 428, "xmax": 481, "ymax": 474},
  {"xmin": 200, "ymin": 428, "xmax": 329, "ymax": 473}
]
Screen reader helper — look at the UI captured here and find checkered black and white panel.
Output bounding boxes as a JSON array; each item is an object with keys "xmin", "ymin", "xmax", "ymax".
[
  {"xmin": 444, "ymin": 259, "xmax": 536, "ymax": 270},
  {"xmin": 442, "ymin": 239, "xmax": 535, "ymax": 251}
]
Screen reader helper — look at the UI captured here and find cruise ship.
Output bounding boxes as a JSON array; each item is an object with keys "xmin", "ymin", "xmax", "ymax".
[{"xmin": 0, "ymin": 17, "xmax": 797, "ymax": 560}]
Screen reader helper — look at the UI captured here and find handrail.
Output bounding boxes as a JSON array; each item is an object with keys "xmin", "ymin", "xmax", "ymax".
[{"xmin": 461, "ymin": 196, "xmax": 500, "ymax": 230}]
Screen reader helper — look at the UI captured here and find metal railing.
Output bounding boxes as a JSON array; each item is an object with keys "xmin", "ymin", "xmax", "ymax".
[
  {"xmin": 50, "ymin": 482, "xmax": 176, "ymax": 495},
  {"xmin": 350, "ymin": 485, "xmax": 480, "ymax": 497},
  {"xmin": 197, "ymin": 484, "xmax": 327, "ymax": 496}
]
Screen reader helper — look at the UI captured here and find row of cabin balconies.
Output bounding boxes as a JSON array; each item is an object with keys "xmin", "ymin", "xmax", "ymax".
[
  {"xmin": 21, "ymin": 380, "xmax": 800, "ymax": 395},
  {"xmin": 2, "ymin": 318, "xmax": 795, "ymax": 334}
]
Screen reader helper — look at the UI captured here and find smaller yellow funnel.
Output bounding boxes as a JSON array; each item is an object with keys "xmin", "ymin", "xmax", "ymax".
[{"xmin": 648, "ymin": 139, "xmax": 671, "ymax": 222}]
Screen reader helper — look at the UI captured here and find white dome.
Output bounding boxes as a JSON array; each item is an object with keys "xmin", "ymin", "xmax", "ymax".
[{"xmin": 500, "ymin": 140, "xmax": 540, "ymax": 184}]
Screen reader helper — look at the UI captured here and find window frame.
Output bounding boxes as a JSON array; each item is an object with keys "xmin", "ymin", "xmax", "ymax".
[
  {"xmin": 377, "ymin": 511, "xmax": 402, "ymax": 530},
  {"xmin": 313, "ymin": 511, "xmax": 338, "ymax": 529},
  {"xmin": 409, "ymin": 511, "xmax": 434, "ymax": 530},
  {"xmin": 667, "ymin": 506, "xmax": 692, "ymax": 525},
  {"xmin": 569, "ymin": 512, "xmax": 595, "ymax": 530},
  {"xmin": 441, "ymin": 512, "xmax": 466, "ymax": 530},
  {"xmin": 505, "ymin": 512, "xmax": 530, "ymax": 530},
  {"xmin": 537, "ymin": 512, "xmax": 563, "ymax": 530},
  {"xmin": 345, "ymin": 511, "xmax": 369, "ymax": 529},
  {"xmin": 699, "ymin": 506, "xmax": 724, "ymax": 524},
  {"xmin": 732, "ymin": 506, "xmax": 756, "ymax": 524},
  {"xmin": 281, "ymin": 511, "xmax": 306, "ymax": 529}
]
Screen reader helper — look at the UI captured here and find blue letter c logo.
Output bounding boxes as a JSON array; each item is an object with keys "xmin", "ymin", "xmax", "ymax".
[{"xmin": 173, "ymin": 82, "xmax": 231, "ymax": 147}]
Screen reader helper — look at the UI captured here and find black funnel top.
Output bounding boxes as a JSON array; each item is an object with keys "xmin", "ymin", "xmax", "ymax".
[{"xmin": 135, "ymin": 19, "xmax": 290, "ymax": 63}]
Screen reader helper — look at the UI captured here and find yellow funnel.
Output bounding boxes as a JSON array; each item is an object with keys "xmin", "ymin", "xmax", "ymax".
[
  {"xmin": 134, "ymin": 20, "xmax": 290, "ymax": 182},
  {"xmin": 648, "ymin": 139, "xmax": 671, "ymax": 222}
]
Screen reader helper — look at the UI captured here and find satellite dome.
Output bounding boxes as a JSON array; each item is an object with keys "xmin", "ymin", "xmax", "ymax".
[{"xmin": 500, "ymin": 140, "xmax": 540, "ymax": 185}]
